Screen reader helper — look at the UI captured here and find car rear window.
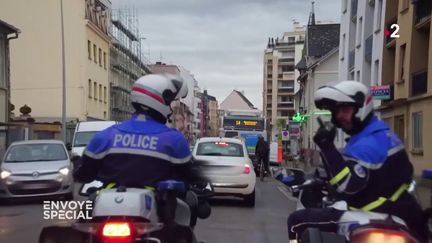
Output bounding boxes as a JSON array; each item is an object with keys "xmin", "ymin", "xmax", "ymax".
[{"xmin": 196, "ymin": 142, "xmax": 244, "ymax": 157}]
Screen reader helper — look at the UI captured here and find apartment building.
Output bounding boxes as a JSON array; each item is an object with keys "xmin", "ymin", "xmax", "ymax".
[
  {"xmin": 0, "ymin": 0, "xmax": 112, "ymax": 124},
  {"xmin": 263, "ymin": 21, "xmax": 305, "ymax": 137},
  {"xmin": 378, "ymin": 0, "xmax": 431, "ymax": 176}
]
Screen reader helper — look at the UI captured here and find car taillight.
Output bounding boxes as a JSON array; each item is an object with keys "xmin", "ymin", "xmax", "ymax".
[
  {"xmin": 102, "ymin": 222, "xmax": 133, "ymax": 243},
  {"xmin": 351, "ymin": 229, "xmax": 414, "ymax": 243},
  {"xmin": 243, "ymin": 164, "xmax": 251, "ymax": 174}
]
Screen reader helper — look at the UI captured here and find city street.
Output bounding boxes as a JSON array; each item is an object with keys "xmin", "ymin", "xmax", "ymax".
[{"xmin": 0, "ymin": 178, "xmax": 296, "ymax": 243}]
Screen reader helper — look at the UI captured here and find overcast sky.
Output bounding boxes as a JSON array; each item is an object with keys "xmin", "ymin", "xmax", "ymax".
[{"xmin": 113, "ymin": 0, "xmax": 341, "ymax": 109}]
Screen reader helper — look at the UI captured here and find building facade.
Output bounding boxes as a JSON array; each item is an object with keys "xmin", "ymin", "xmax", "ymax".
[
  {"xmin": 339, "ymin": 0, "xmax": 386, "ymax": 113},
  {"xmin": 263, "ymin": 21, "xmax": 305, "ymax": 137},
  {"xmin": 0, "ymin": 0, "xmax": 112, "ymax": 125},
  {"xmin": 378, "ymin": 0, "xmax": 431, "ymax": 176}
]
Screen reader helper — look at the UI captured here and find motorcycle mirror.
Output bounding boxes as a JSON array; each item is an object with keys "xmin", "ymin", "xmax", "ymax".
[{"xmin": 79, "ymin": 180, "xmax": 103, "ymax": 196}]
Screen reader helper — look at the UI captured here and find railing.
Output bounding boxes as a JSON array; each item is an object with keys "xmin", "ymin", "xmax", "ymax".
[
  {"xmin": 365, "ymin": 35, "xmax": 373, "ymax": 62},
  {"xmin": 411, "ymin": 71, "xmax": 428, "ymax": 96}
]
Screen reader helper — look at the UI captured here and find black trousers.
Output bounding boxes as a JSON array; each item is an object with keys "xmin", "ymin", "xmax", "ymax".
[
  {"xmin": 287, "ymin": 208, "xmax": 344, "ymax": 240},
  {"xmin": 256, "ymin": 153, "xmax": 270, "ymax": 173}
]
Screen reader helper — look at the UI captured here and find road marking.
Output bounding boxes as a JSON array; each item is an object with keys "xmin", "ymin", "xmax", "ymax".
[{"xmin": 277, "ymin": 186, "xmax": 297, "ymax": 202}]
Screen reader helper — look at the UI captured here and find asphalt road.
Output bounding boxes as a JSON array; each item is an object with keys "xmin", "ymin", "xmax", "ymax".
[{"xmin": 0, "ymin": 178, "xmax": 296, "ymax": 243}]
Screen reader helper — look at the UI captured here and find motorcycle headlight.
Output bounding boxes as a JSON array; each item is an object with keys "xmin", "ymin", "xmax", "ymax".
[
  {"xmin": 0, "ymin": 170, "xmax": 11, "ymax": 179},
  {"xmin": 59, "ymin": 167, "xmax": 69, "ymax": 176}
]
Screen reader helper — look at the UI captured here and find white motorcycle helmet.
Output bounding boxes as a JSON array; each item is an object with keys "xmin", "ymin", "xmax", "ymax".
[
  {"xmin": 131, "ymin": 74, "xmax": 188, "ymax": 122},
  {"xmin": 314, "ymin": 80, "xmax": 373, "ymax": 133}
]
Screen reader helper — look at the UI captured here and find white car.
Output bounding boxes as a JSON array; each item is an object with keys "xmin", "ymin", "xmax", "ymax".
[{"xmin": 192, "ymin": 137, "xmax": 256, "ymax": 206}]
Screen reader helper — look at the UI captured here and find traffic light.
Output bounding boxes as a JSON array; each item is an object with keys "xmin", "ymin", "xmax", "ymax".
[{"xmin": 292, "ymin": 112, "xmax": 306, "ymax": 122}]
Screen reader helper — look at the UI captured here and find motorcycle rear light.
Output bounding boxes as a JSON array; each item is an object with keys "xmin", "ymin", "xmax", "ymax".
[
  {"xmin": 351, "ymin": 229, "xmax": 414, "ymax": 243},
  {"xmin": 102, "ymin": 222, "xmax": 131, "ymax": 237},
  {"xmin": 243, "ymin": 164, "xmax": 251, "ymax": 174}
]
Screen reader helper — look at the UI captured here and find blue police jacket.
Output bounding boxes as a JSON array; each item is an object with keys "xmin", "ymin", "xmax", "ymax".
[
  {"xmin": 321, "ymin": 115, "xmax": 414, "ymax": 209},
  {"xmin": 74, "ymin": 114, "xmax": 197, "ymax": 187}
]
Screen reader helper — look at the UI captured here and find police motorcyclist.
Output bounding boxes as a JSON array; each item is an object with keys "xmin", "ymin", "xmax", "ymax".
[
  {"xmin": 74, "ymin": 74, "xmax": 208, "ymax": 227},
  {"xmin": 287, "ymin": 80, "xmax": 427, "ymax": 242}
]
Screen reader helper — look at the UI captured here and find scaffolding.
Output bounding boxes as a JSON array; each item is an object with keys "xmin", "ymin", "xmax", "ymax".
[{"xmin": 110, "ymin": 8, "xmax": 151, "ymax": 121}]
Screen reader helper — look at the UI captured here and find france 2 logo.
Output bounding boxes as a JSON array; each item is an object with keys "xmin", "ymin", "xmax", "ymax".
[{"xmin": 384, "ymin": 24, "xmax": 400, "ymax": 39}]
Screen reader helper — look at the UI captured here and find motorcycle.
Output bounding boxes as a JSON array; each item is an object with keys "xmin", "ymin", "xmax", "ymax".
[
  {"xmin": 275, "ymin": 166, "xmax": 423, "ymax": 243},
  {"xmin": 39, "ymin": 179, "xmax": 213, "ymax": 243}
]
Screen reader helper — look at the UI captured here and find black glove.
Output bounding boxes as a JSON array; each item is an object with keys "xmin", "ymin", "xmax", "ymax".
[{"xmin": 313, "ymin": 117, "xmax": 336, "ymax": 148}]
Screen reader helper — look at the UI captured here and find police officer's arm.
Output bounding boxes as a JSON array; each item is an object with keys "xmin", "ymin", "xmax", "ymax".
[
  {"xmin": 320, "ymin": 142, "xmax": 386, "ymax": 195},
  {"xmin": 73, "ymin": 131, "xmax": 110, "ymax": 183}
]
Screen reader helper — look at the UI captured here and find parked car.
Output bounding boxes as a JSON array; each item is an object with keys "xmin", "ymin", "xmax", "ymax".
[
  {"xmin": 0, "ymin": 140, "xmax": 74, "ymax": 201},
  {"xmin": 192, "ymin": 137, "xmax": 256, "ymax": 206}
]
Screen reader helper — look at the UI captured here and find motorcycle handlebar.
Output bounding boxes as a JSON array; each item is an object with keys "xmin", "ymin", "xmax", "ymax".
[{"xmin": 291, "ymin": 178, "xmax": 326, "ymax": 193}]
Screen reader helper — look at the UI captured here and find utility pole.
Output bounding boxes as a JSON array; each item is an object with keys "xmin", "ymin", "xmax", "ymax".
[{"xmin": 60, "ymin": 0, "xmax": 67, "ymax": 143}]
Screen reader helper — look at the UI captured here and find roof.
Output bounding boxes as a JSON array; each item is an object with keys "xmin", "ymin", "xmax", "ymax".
[
  {"xmin": 308, "ymin": 47, "xmax": 339, "ymax": 70},
  {"xmin": 234, "ymin": 90, "xmax": 255, "ymax": 109},
  {"xmin": 149, "ymin": 64, "xmax": 180, "ymax": 75},
  {"xmin": 10, "ymin": 139, "xmax": 65, "ymax": 145},
  {"xmin": 306, "ymin": 24, "xmax": 340, "ymax": 57},
  {"xmin": 0, "ymin": 19, "xmax": 20, "ymax": 34}
]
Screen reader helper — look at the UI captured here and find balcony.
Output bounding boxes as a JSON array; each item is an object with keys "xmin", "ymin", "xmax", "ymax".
[
  {"xmin": 411, "ymin": 71, "xmax": 428, "ymax": 97},
  {"xmin": 349, "ymin": 50, "xmax": 355, "ymax": 70},
  {"xmin": 277, "ymin": 103, "xmax": 295, "ymax": 109},
  {"xmin": 414, "ymin": 0, "xmax": 431, "ymax": 29},
  {"xmin": 351, "ymin": 0, "xmax": 358, "ymax": 22},
  {"xmin": 278, "ymin": 87, "xmax": 295, "ymax": 94},
  {"xmin": 364, "ymin": 35, "xmax": 373, "ymax": 62}
]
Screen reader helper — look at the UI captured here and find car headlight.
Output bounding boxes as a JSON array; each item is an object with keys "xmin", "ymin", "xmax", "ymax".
[
  {"xmin": 59, "ymin": 167, "xmax": 69, "ymax": 176},
  {"xmin": 0, "ymin": 170, "xmax": 11, "ymax": 179}
]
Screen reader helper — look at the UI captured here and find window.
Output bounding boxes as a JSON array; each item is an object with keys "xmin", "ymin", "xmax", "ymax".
[
  {"xmin": 103, "ymin": 52, "xmax": 107, "ymax": 69},
  {"xmin": 341, "ymin": 34, "xmax": 346, "ymax": 60},
  {"xmin": 401, "ymin": 0, "xmax": 409, "ymax": 12},
  {"xmin": 375, "ymin": 0, "xmax": 383, "ymax": 31},
  {"xmin": 93, "ymin": 44, "xmax": 97, "ymax": 63},
  {"xmin": 104, "ymin": 86, "xmax": 107, "ymax": 103},
  {"xmin": 88, "ymin": 79, "xmax": 92, "ymax": 98},
  {"xmin": 399, "ymin": 44, "xmax": 406, "ymax": 83},
  {"xmin": 349, "ymin": 71, "xmax": 355, "ymax": 80},
  {"xmin": 196, "ymin": 142, "xmax": 244, "ymax": 157},
  {"xmin": 94, "ymin": 82, "xmax": 97, "ymax": 100},
  {"xmin": 356, "ymin": 17, "xmax": 363, "ymax": 48},
  {"xmin": 99, "ymin": 48, "xmax": 102, "ymax": 66},
  {"xmin": 87, "ymin": 40, "xmax": 91, "ymax": 60},
  {"xmin": 395, "ymin": 115, "xmax": 405, "ymax": 143},
  {"xmin": 412, "ymin": 112, "xmax": 423, "ymax": 151},
  {"xmin": 356, "ymin": 70, "xmax": 361, "ymax": 81},
  {"xmin": 288, "ymin": 37, "xmax": 295, "ymax": 43},
  {"xmin": 99, "ymin": 84, "xmax": 102, "ymax": 101},
  {"xmin": 374, "ymin": 60, "xmax": 380, "ymax": 86}
]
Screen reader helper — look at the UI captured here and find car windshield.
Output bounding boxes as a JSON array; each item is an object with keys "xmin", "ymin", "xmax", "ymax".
[
  {"xmin": 73, "ymin": 131, "xmax": 97, "ymax": 147},
  {"xmin": 196, "ymin": 142, "xmax": 244, "ymax": 157},
  {"xmin": 4, "ymin": 144, "xmax": 67, "ymax": 162}
]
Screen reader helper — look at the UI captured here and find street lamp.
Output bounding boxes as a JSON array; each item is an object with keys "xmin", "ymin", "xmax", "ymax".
[{"xmin": 60, "ymin": 0, "xmax": 67, "ymax": 143}]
